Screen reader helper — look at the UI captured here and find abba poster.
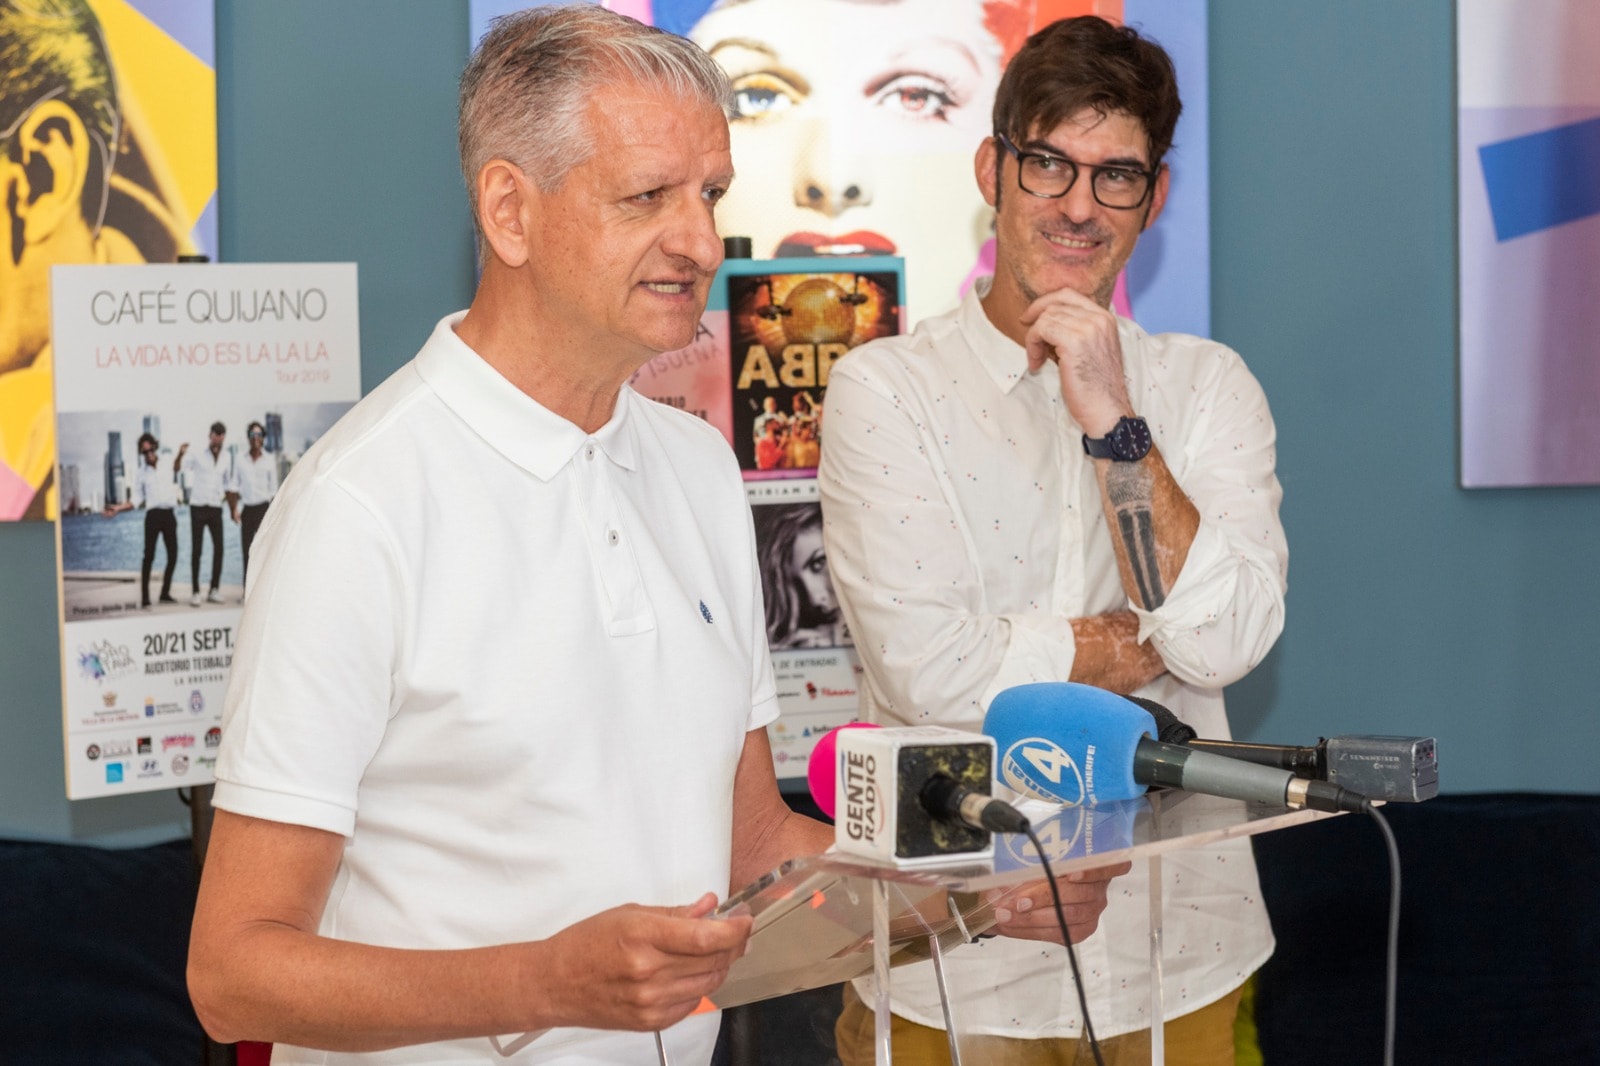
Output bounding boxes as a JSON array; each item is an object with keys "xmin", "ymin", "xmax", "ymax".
[
  {"xmin": 51, "ymin": 262, "xmax": 359, "ymax": 799},
  {"xmin": 632, "ymin": 256, "xmax": 904, "ymax": 780}
]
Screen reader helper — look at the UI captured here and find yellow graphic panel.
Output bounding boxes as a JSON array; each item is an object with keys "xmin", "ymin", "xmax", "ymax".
[{"xmin": 1, "ymin": 0, "xmax": 215, "ymax": 522}]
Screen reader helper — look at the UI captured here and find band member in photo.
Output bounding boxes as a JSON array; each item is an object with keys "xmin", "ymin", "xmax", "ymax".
[
  {"xmin": 177, "ymin": 421, "xmax": 229, "ymax": 605},
  {"xmin": 230, "ymin": 421, "xmax": 277, "ymax": 592},
  {"xmin": 754, "ymin": 413, "xmax": 788, "ymax": 470},
  {"xmin": 103, "ymin": 432, "xmax": 178, "ymax": 609},
  {"xmin": 750, "ymin": 394, "xmax": 786, "ymax": 444}
]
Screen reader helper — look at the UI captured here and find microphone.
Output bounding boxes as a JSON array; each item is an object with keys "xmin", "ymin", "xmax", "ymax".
[
  {"xmin": 984, "ymin": 683, "xmax": 1372, "ymax": 815},
  {"xmin": 1127, "ymin": 696, "xmax": 1439, "ymax": 803},
  {"xmin": 808, "ymin": 723, "xmax": 1028, "ymax": 865}
]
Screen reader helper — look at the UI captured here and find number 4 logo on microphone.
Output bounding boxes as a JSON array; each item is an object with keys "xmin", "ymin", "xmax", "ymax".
[
  {"xmin": 1022, "ymin": 743, "xmax": 1075, "ymax": 783},
  {"xmin": 999, "ymin": 736, "xmax": 1087, "ymax": 806}
]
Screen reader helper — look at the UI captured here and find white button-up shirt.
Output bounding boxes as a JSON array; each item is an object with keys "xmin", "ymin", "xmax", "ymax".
[
  {"xmin": 232, "ymin": 450, "xmax": 277, "ymax": 506},
  {"xmin": 819, "ymin": 282, "xmax": 1287, "ymax": 1040},
  {"xmin": 181, "ymin": 445, "xmax": 231, "ymax": 506},
  {"xmin": 132, "ymin": 459, "xmax": 179, "ymax": 510}
]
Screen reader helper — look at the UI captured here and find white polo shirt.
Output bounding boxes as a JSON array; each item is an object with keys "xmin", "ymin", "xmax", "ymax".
[{"xmin": 214, "ymin": 313, "xmax": 779, "ymax": 1066}]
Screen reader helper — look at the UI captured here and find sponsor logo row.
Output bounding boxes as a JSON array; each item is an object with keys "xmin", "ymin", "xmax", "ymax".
[{"xmin": 88, "ymin": 727, "xmax": 221, "ymax": 785}]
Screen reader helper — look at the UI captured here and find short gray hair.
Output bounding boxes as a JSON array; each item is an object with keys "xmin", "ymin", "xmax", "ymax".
[{"xmin": 458, "ymin": 3, "xmax": 730, "ymax": 234}]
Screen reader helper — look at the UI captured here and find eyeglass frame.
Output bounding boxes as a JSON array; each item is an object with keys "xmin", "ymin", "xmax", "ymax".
[{"xmin": 993, "ymin": 132, "xmax": 1159, "ymax": 211}]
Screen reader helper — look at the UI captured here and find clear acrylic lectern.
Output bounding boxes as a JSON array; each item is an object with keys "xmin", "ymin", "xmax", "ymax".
[{"xmin": 711, "ymin": 791, "xmax": 1337, "ymax": 1066}]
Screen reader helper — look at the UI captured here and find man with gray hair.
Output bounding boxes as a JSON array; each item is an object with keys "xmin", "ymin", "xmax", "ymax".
[{"xmin": 185, "ymin": 7, "xmax": 839, "ymax": 1063}]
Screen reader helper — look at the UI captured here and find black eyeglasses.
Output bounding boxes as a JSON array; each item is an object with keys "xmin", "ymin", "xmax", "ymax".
[{"xmin": 994, "ymin": 133, "xmax": 1156, "ymax": 210}]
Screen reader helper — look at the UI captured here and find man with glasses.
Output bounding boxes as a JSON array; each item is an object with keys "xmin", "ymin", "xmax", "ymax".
[
  {"xmin": 821, "ymin": 16, "xmax": 1287, "ymax": 1064},
  {"xmin": 229, "ymin": 420, "xmax": 276, "ymax": 594},
  {"xmin": 103, "ymin": 432, "xmax": 179, "ymax": 610}
]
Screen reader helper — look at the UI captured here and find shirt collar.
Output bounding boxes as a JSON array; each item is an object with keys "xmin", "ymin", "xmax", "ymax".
[
  {"xmin": 958, "ymin": 277, "xmax": 1036, "ymax": 397},
  {"xmin": 414, "ymin": 312, "xmax": 640, "ymax": 481}
]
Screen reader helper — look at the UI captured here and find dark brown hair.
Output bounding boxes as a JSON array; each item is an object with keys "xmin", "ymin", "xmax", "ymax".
[{"xmin": 993, "ymin": 16, "xmax": 1181, "ymax": 169}]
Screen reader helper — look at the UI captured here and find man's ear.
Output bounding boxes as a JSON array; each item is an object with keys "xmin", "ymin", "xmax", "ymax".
[
  {"xmin": 475, "ymin": 159, "xmax": 535, "ymax": 269},
  {"xmin": 974, "ymin": 136, "xmax": 1000, "ymax": 209},
  {"xmin": 1141, "ymin": 164, "xmax": 1170, "ymax": 233},
  {"xmin": 11, "ymin": 99, "xmax": 95, "ymax": 244}
]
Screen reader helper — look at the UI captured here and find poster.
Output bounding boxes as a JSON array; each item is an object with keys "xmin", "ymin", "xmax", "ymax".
[
  {"xmin": 1, "ymin": 0, "xmax": 218, "ymax": 522},
  {"xmin": 466, "ymin": 0, "xmax": 1208, "ymax": 335},
  {"xmin": 633, "ymin": 256, "xmax": 904, "ymax": 779},
  {"xmin": 1458, "ymin": 2, "xmax": 1600, "ymax": 487},
  {"xmin": 727, "ymin": 267, "xmax": 899, "ymax": 477},
  {"xmin": 467, "ymin": 0, "xmax": 1212, "ymax": 775},
  {"xmin": 52, "ymin": 262, "xmax": 359, "ymax": 799}
]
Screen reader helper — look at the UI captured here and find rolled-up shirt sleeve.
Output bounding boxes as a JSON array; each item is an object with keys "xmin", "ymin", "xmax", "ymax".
[
  {"xmin": 821, "ymin": 306, "xmax": 1287, "ymax": 730},
  {"xmin": 1132, "ymin": 345, "xmax": 1287, "ymax": 688}
]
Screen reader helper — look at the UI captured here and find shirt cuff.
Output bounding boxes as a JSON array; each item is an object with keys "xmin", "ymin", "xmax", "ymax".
[
  {"xmin": 979, "ymin": 615, "xmax": 1077, "ymax": 712},
  {"xmin": 212, "ymin": 777, "xmax": 357, "ymax": 838}
]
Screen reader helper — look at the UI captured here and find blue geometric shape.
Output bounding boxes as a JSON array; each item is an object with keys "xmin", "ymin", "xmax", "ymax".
[{"xmin": 1479, "ymin": 116, "xmax": 1600, "ymax": 241}]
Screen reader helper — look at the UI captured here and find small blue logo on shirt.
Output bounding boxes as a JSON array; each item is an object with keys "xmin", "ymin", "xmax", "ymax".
[
  {"xmin": 106, "ymin": 762, "xmax": 124, "ymax": 784},
  {"xmin": 699, "ymin": 600, "xmax": 714, "ymax": 624}
]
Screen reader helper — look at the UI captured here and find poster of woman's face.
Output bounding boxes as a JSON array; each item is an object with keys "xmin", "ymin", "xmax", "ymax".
[
  {"xmin": 684, "ymin": 0, "xmax": 1002, "ymax": 324},
  {"xmin": 468, "ymin": 0, "xmax": 1179, "ymax": 328},
  {"xmin": 753, "ymin": 501, "xmax": 849, "ymax": 651}
]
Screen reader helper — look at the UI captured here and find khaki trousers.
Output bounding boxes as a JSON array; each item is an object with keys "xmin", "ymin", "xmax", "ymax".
[{"xmin": 835, "ymin": 981, "xmax": 1246, "ymax": 1066}]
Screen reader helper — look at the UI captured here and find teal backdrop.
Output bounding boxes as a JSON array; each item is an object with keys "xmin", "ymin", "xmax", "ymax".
[{"xmin": 0, "ymin": 0, "xmax": 1594, "ymax": 846}]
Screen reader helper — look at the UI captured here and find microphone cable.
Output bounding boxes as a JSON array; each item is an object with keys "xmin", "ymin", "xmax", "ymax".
[
  {"xmin": 987, "ymin": 778, "xmax": 1399, "ymax": 1066},
  {"xmin": 1017, "ymin": 816, "xmax": 1107, "ymax": 1066},
  {"xmin": 1367, "ymin": 805, "xmax": 1401, "ymax": 1066}
]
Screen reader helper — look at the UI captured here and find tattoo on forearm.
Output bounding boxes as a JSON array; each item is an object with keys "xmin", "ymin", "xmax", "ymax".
[{"xmin": 1106, "ymin": 464, "xmax": 1165, "ymax": 609}]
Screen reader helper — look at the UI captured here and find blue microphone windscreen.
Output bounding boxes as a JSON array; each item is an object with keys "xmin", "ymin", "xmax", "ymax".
[{"xmin": 984, "ymin": 682, "xmax": 1155, "ymax": 805}]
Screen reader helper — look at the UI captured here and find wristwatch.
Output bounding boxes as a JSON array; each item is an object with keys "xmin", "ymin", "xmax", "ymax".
[{"xmin": 1081, "ymin": 416, "xmax": 1153, "ymax": 462}]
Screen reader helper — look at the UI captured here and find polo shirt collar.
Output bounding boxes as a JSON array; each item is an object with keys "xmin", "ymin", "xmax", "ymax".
[{"xmin": 414, "ymin": 312, "xmax": 640, "ymax": 481}]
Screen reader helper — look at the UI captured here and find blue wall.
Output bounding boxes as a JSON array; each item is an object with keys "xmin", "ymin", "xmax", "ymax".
[
  {"xmin": 1210, "ymin": 1, "xmax": 1600, "ymax": 794},
  {"xmin": 0, "ymin": 0, "xmax": 1593, "ymax": 846}
]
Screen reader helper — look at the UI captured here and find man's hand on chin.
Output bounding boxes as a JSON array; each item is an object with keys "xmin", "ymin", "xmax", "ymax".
[{"xmin": 1019, "ymin": 287, "xmax": 1132, "ymax": 435}]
